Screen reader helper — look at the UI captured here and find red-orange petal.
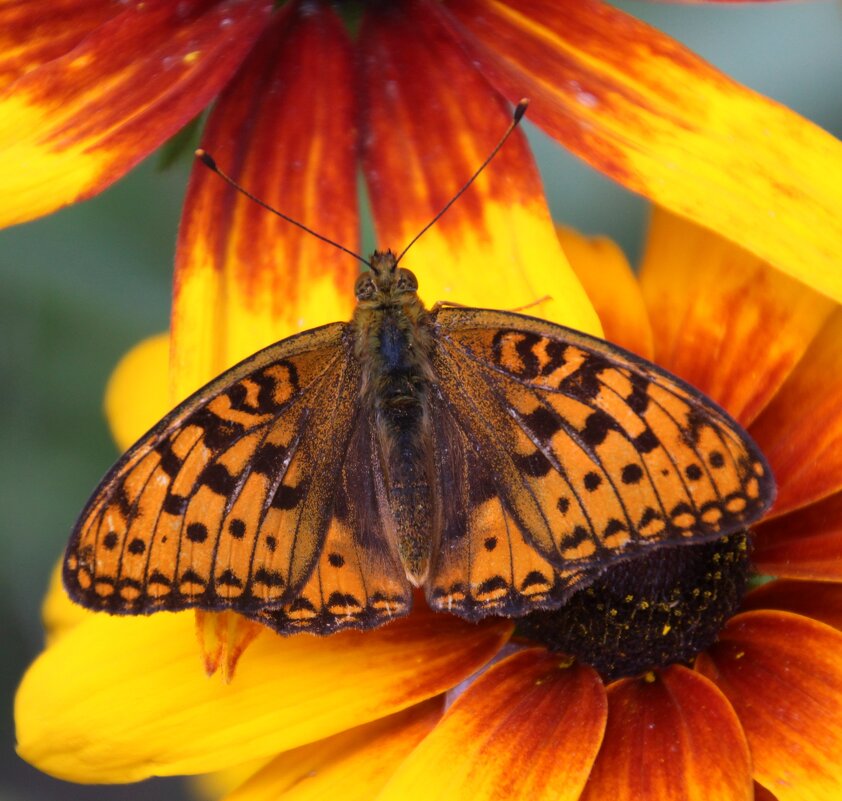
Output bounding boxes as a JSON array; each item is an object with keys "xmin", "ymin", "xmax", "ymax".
[
  {"xmin": 378, "ymin": 649, "xmax": 607, "ymax": 801},
  {"xmin": 638, "ymin": 208, "xmax": 835, "ymax": 427},
  {"xmin": 741, "ymin": 579, "xmax": 842, "ymax": 629},
  {"xmin": 0, "ymin": 0, "xmax": 272, "ymax": 228},
  {"xmin": 358, "ymin": 1, "xmax": 601, "ymax": 338},
  {"xmin": 752, "ymin": 491, "xmax": 842, "ymax": 582},
  {"xmin": 749, "ymin": 309, "xmax": 842, "ymax": 517},
  {"xmin": 556, "ymin": 225, "xmax": 654, "ymax": 360},
  {"xmin": 580, "ymin": 666, "xmax": 752, "ymax": 801},
  {"xmin": 172, "ymin": 0, "xmax": 359, "ymax": 399},
  {"xmin": 0, "ymin": 0, "xmax": 117, "ymax": 86},
  {"xmin": 224, "ymin": 699, "xmax": 442, "ymax": 801},
  {"xmin": 741, "ymin": 580, "xmax": 842, "ymax": 632},
  {"xmin": 696, "ymin": 610, "xmax": 842, "ymax": 801},
  {"xmin": 441, "ymin": 0, "xmax": 842, "ymax": 305}
]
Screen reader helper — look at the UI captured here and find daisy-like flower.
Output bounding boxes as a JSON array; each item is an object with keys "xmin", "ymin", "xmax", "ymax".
[
  {"xmin": 11, "ymin": 0, "xmax": 842, "ymax": 797},
  {"xmin": 15, "ymin": 199, "xmax": 842, "ymax": 798}
]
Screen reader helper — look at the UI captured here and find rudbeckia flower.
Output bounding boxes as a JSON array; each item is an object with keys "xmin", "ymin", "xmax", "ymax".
[
  {"xmin": 16, "ymin": 203, "xmax": 842, "ymax": 798},
  {"xmin": 11, "ymin": 1, "xmax": 842, "ymax": 798}
]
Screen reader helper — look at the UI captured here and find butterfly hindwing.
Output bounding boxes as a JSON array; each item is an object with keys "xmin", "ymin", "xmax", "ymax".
[
  {"xmin": 426, "ymin": 307, "xmax": 774, "ymax": 618},
  {"xmin": 64, "ymin": 322, "xmax": 410, "ymax": 633}
]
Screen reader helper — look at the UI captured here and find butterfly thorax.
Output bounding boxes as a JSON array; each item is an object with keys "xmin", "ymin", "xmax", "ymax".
[{"xmin": 352, "ymin": 251, "xmax": 437, "ymax": 585}]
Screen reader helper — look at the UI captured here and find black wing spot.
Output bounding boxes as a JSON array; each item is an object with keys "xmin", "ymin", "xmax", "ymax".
[
  {"xmin": 557, "ymin": 496, "xmax": 570, "ymax": 514},
  {"xmin": 522, "ymin": 406, "xmax": 562, "ymax": 441},
  {"xmin": 186, "ymin": 522, "xmax": 208, "ymax": 543},
  {"xmin": 581, "ymin": 410, "xmax": 615, "ymax": 447},
  {"xmin": 560, "ymin": 525, "xmax": 591, "ymax": 550},
  {"xmin": 685, "ymin": 464, "xmax": 703, "ymax": 481},
  {"xmin": 709, "ymin": 451, "xmax": 726, "ymax": 468},
  {"xmin": 200, "ymin": 463, "xmax": 237, "ymax": 496},
  {"xmin": 484, "ymin": 537, "xmax": 498, "ymax": 552},
  {"xmin": 216, "ymin": 569, "xmax": 243, "ymax": 588},
  {"xmin": 584, "ymin": 471, "xmax": 603, "ymax": 492},
  {"xmin": 228, "ymin": 518, "xmax": 246, "ymax": 538},
  {"xmin": 621, "ymin": 463, "xmax": 644, "ymax": 485},
  {"xmin": 253, "ymin": 568, "xmax": 285, "ymax": 588},
  {"xmin": 271, "ymin": 483, "xmax": 303, "ymax": 510},
  {"xmin": 633, "ymin": 429, "xmax": 660, "ymax": 454},
  {"xmin": 163, "ymin": 494, "xmax": 189, "ymax": 515},
  {"xmin": 102, "ymin": 531, "xmax": 119, "ymax": 550},
  {"xmin": 328, "ymin": 553, "xmax": 345, "ymax": 568},
  {"xmin": 127, "ymin": 538, "xmax": 146, "ymax": 555},
  {"xmin": 514, "ymin": 450, "xmax": 552, "ymax": 478},
  {"xmin": 252, "ymin": 443, "xmax": 288, "ymax": 476}
]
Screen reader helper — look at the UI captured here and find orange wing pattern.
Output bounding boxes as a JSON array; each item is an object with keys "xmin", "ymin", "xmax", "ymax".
[
  {"xmin": 64, "ymin": 323, "xmax": 411, "ymax": 635},
  {"xmin": 426, "ymin": 307, "xmax": 775, "ymax": 620}
]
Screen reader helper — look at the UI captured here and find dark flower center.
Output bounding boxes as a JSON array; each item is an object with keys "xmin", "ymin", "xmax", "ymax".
[{"xmin": 516, "ymin": 532, "xmax": 751, "ymax": 682}]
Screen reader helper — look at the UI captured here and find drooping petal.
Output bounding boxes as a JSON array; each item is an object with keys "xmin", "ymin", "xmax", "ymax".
[
  {"xmin": 15, "ymin": 607, "xmax": 511, "ymax": 783},
  {"xmin": 741, "ymin": 579, "xmax": 842, "ymax": 632},
  {"xmin": 172, "ymin": 0, "xmax": 359, "ymax": 399},
  {"xmin": 0, "ymin": 0, "xmax": 273, "ymax": 228},
  {"xmin": 224, "ymin": 699, "xmax": 442, "ymax": 801},
  {"xmin": 752, "ymin": 491, "xmax": 842, "ymax": 582},
  {"xmin": 377, "ymin": 649, "xmax": 607, "ymax": 801},
  {"xmin": 556, "ymin": 225, "xmax": 653, "ymax": 359},
  {"xmin": 749, "ymin": 309, "xmax": 842, "ymax": 517},
  {"xmin": 696, "ymin": 610, "xmax": 842, "ymax": 801},
  {"xmin": 104, "ymin": 333, "xmax": 170, "ymax": 452},
  {"xmin": 441, "ymin": 0, "xmax": 842, "ymax": 304},
  {"xmin": 358, "ymin": 0, "xmax": 601, "ymax": 337},
  {"xmin": 580, "ymin": 666, "xmax": 752, "ymax": 801},
  {"xmin": 639, "ymin": 208, "xmax": 835, "ymax": 427}
]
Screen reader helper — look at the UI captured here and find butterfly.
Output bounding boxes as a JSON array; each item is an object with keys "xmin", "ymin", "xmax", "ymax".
[{"xmin": 63, "ymin": 247, "xmax": 775, "ymax": 636}]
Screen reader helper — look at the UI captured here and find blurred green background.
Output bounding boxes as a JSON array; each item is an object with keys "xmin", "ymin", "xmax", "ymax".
[{"xmin": 2, "ymin": 2, "xmax": 842, "ymax": 799}]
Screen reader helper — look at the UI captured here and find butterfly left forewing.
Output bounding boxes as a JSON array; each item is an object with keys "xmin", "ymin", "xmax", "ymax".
[{"xmin": 427, "ymin": 307, "xmax": 774, "ymax": 618}]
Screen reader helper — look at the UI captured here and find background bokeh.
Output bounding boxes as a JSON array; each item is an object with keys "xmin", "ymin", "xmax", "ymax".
[{"xmin": 2, "ymin": 2, "xmax": 842, "ymax": 799}]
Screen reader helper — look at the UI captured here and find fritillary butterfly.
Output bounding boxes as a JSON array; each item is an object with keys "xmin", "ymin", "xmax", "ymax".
[
  {"xmin": 63, "ymin": 102, "xmax": 774, "ymax": 634},
  {"xmin": 64, "ymin": 248, "xmax": 774, "ymax": 634}
]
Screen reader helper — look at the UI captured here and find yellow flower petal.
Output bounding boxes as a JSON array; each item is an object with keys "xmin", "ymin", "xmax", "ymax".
[
  {"xmin": 556, "ymin": 225, "xmax": 653, "ymax": 359},
  {"xmin": 640, "ymin": 208, "xmax": 835, "ymax": 427},
  {"xmin": 358, "ymin": 4, "xmax": 601, "ymax": 337},
  {"xmin": 41, "ymin": 561, "xmax": 92, "ymax": 644},
  {"xmin": 172, "ymin": 4, "xmax": 359, "ymax": 400},
  {"xmin": 15, "ymin": 608, "xmax": 510, "ymax": 783},
  {"xmin": 444, "ymin": 0, "xmax": 842, "ymax": 304},
  {"xmin": 224, "ymin": 699, "xmax": 441, "ymax": 801},
  {"xmin": 104, "ymin": 332, "xmax": 170, "ymax": 452}
]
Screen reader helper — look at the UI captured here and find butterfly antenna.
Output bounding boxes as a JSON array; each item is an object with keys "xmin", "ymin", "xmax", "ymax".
[
  {"xmin": 194, "ymin": 149, "xmax": 372, "ymax": 269},
  {"xmin": 395, "ymin": 98, "xmax": 529, "ymax": 265}
]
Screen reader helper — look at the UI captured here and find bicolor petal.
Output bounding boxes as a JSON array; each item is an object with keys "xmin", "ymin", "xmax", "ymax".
[
  {"xmin": 15, "ymin": 607, "xmax": 511, "ymax": 783},
  {"xmin": 0, "ymin": 0, "xmax": 273, "ymax": 228},
  {"xmin": 377, "ymin": 649, "xmax": 607, "ymax": 801},
  {"xmin": 358, "ymin": 1, "xmax": 601, "ymax": 338},
  {"xmin": 172, "ymin": 1, "xmax": 359, "ymax": 400},
  {"xmin": 697, "ymin": 610, "xmax": 842, "ymax": 801},
  {"xmin": 580, "ymin": 666, "xmax": 752, "ymax": 801},
  {"xmin": 639, "ymin": 208, "xmax": 835, "ymax": 427},
  {"xmin": 442, "ymin": 0, "xmax": 842, "ymax": 304}
]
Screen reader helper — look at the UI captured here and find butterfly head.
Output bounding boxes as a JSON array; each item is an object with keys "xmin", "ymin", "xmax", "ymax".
[{"xmin": 354, "ymin": 250, "xmax": 420, "ymax": 309}]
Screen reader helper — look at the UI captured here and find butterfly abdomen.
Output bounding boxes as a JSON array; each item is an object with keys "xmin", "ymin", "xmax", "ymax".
[{"xmin": 357, "ymin": 302, "xmax": 437, "ymax": 585}]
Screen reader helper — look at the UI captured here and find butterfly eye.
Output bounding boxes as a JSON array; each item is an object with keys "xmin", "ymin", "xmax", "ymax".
[
  {"xmin": 396, "ymin": 268, "xmax": 418, "ymax": 293},
  {"xmin": 355, "ymin": 273, "xmax": 377, "ymax": 300}
]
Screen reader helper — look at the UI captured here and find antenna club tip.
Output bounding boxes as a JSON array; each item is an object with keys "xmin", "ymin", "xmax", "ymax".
[
  {"xmin": 513, "ymin": 98, "xmax": 529, "ymax": 123},
  {"xmin": 194, "ymin": 148, "xmax": 217, "ymax": 170}
]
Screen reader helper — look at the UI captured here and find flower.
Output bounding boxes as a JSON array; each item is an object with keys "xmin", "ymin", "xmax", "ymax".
[{"xmin": 16, "ymin": 208, "xmax": 842, "ymax": 799}]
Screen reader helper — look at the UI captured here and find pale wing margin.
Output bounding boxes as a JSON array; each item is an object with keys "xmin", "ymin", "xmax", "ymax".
[{"xmin": 431, "ymin": 307, "xmax": 775, "ymax": 579}]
